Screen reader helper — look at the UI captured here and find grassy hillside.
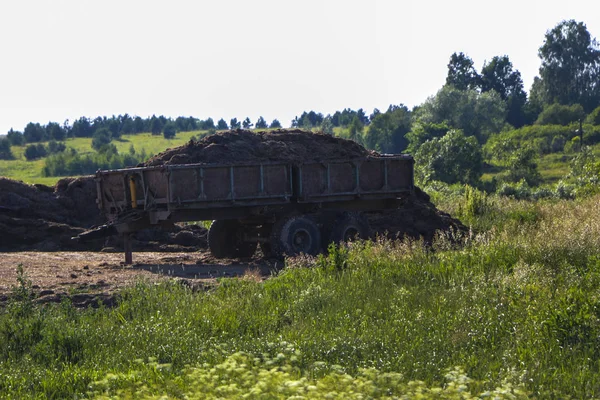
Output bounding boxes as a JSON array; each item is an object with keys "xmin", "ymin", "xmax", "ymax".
[
  {"xmin": 2, "ymin": 194, "xmax": 600, "ymax": 398},
  {"xmin": 0, "ymin": 130, "xmax": 206, "ymax": 186}
]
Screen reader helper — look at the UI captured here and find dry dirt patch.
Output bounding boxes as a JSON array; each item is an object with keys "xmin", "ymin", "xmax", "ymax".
[{"xmin": 0, "ymin": 251, "xmax": 276, "ymax": 307}]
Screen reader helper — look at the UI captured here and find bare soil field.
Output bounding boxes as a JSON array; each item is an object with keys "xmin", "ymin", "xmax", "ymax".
[{"xmin": 0, "ymin": 251, "xmax": 277, "ymax": 307}]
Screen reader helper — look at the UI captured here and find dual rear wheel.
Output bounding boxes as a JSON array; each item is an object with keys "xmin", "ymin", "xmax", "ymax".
[{"xmin": 208, "ymin": 211, "xmax": 370, "ymax": 259}]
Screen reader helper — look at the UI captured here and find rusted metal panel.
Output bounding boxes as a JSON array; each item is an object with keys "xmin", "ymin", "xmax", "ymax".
[
  {"xmin": 297, "ymin": 156, "xmax": 413, "ymax": 202},
  {"xmin": 96, "ymin": 156, "xmax": 413, "ymax": 217}
]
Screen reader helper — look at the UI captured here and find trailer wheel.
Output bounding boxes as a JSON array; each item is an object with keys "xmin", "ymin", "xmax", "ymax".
[
  {"xmin": 208, "ymin": 220, "xmax": 257, "ymax": 258},
  {"xmin": 271, "ymin": 216, "xmax": 322, "ymax": 257},
  {"xmin": 328, "ymin": 212, "xmax": 370, "ymax": 244}
]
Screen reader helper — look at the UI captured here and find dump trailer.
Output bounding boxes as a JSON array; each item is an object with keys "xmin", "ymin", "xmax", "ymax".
[{"xmin": 80, "ymin": 155, "xmax": 414, "ymax": 263}]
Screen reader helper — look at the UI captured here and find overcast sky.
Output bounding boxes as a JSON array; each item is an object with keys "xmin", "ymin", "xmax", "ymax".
[{"xmin": 1, "ymin": 0, "xmax": 599, "ymax": 135}]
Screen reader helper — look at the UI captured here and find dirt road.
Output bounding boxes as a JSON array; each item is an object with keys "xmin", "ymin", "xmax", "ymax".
[{"xmin": 0, "ymin": 251, "xmax": 278, "ymax": 307}]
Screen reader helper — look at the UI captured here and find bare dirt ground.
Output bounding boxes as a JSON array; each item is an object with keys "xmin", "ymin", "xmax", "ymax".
[{"xmin": 0, "ymin": 250, "xmax": 277, "ymax": 307}]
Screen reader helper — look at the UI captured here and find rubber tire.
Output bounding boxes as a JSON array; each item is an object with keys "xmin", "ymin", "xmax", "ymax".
[
  {"xmin": 270, "ymin": 216, "xmax": 322, "ymax": 258},
  {"xmin": 208, "ymin": 220, "xmax": 257, "ymax": 259},
  {"xmin": 328, "ymin": 212, "xmax": 370, "ymax": 245}
]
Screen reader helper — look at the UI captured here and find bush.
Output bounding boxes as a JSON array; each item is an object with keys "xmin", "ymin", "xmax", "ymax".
[
  {"xmin": 162, "ymin": 122, "xmax": 177, "ymax": 139},
  {"xmin": 91, "ymin": 128, "xmax": 112, "ymax": 151},
  {"xmin": 415, "ymin": 129, "xmax": 483, "ymax": 185},
  {"xmin": 24, "ymin": 144, "xmax": 47, "ymax": 160},
  {"xmin": 535, "ymin": 103, "xmax": 585, "ymax": 126},
  {"xmin": 585, "ymin": 105, "xmax": 600, "ymax": 125},
  {"xmin": 42, "ymin": 147, "xmax": 147, "ymax": 176},
  {"xmin": 458, "ymin": 185, "xmax": 491, "ymax": 218},
  {"xmin": 47, "ymin": 140, "xmax": 66, "ymax": 154},
  {"xmin": 551, "ymin": 135, "xmax": 566, "ymax": 152},
  {"xmin": 497, "ymin": 179, "xmax": 532, "ymax": 199}
]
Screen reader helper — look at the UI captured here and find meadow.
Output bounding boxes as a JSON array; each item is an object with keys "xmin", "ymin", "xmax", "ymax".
[
  {"xmin": 0, "ymin": 131, "xmax": 205, "ymax": 186},
  {"xmin": 1, "ymin": 191, "xmax": 599, "ymax": 398}
]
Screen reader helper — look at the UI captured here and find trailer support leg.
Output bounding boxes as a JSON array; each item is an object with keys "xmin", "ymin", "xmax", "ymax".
[{"xmin": 124, "ymin": 234, "xmax": 133, "ymax": 265}]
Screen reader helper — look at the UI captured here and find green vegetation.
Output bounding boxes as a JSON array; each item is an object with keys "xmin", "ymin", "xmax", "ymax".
[
  {"xmin": 0, "ymin": 131, "xmax": 206, "ymax": 185},
  {"xmin": 2, "ymin": 194, "xmax": 600, "ymax": 398}
]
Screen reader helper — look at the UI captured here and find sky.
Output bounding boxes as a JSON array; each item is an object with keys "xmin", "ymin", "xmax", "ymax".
[{"xmin": 0, "ymin": 0, "xmax": 599, "ymax": 135}]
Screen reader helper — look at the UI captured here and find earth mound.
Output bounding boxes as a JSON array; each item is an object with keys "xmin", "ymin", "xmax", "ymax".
[
  {"xmin": 0, "ymin": 177, "xmax": 207, "ymax": 252},
  {"xmin": 144, "ymin": 128, "xmax": 376, "ymax": 166}
]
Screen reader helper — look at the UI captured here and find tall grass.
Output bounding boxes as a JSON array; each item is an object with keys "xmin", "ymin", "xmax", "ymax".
[{"xmin": 1, "ymin": 195, "xmax": 600, "ymax": 398}]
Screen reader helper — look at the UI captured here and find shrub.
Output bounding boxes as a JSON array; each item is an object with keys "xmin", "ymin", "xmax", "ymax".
[
  {"xmin": 24, "ymin": 144, "xmax": 47, "ymax": 160},
  {"xmin": 551, "ymin": 135, "xmax": 566, "ymax": 152},
  {"xmin": 497, "ymin": 147, "xmax": 541, "ymax": 186},
  {"xmin": 47, "ymin": 140, "xmax": 66, "ymax": 154},
  {"xmin": 415, "ymin": 129, "xmax": 483, "ymax": 185},
  {"xmin": 162, "ymin": 122, "xmax": 177, "ymax": 139},
  {"xmin": 586, "ymin": 105, "xmax": 600, "ymax": 125},
  {"xmin": 497, "ymin": 179, "xmax": 532, "ymax": 199},
  {"xmin": 458, "ymin": 185, "xmax": 491, "ymax": 218},
  {"xmin": 535, "ymin": 103, "xmax": 585, "ymax": 126},
  {"xmin": 42, "ymin": 147, "xmax": 147, "ymax": 176},
  {"xmin": 91, "ymin": 128, "xmax": 112, "ymax": 151}
]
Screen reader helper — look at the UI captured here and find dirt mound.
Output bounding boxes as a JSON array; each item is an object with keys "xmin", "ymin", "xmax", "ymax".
[
  {"xmin": 0, "ymin": 176, "xmax": 105, "ymax": 251},
  {"xmin": 367, "ymin": 187, "xmax": 467, "ymax": 242},
  {"xmin": 144, "ymin": 129, "xmax": 376, "ymax": 166}
]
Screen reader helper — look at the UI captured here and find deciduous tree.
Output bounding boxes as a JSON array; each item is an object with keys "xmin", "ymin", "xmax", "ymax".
[{"xmin": 538, "ymin": 20, "xmax": 600, "ymax": 111}]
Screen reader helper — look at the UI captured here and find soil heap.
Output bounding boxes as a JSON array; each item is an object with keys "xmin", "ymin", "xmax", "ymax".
[
  {"xmin": 0, "ymin": 177, "xmax": 207, "ymax": 252},
  {"xmin": 144, "ymin": 128, "xmax": 376, "ymax": 166},
  {"xmin": 1, "ymin": 129, "xmax": 465, "ymax": 252}
]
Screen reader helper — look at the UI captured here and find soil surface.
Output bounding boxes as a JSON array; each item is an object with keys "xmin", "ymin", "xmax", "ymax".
[{"xmin": 0, "ymin": 251, "xmax": 278, "ymax": 308}]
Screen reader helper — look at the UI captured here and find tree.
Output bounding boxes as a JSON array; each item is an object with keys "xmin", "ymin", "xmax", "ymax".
[
  {"xmin": 242, "ymin": 117, "xmax": 253, "ymax": 129},
  {"xmin": 133, "ymin": 116, "xmax": 146, "ymax": 133},
  {"xmin": 415, "ymin": 129, "xmax": 483, "ymax": 185},
  {"xmin": 480, "ymin": 55, "xmax": 528, "ymax": 127},
  {"xmin": 163, "ymin": 122, "xmax": 177, "ymax": 139},
  {"xmin": 320, "ymin": 116, "xmax": 334, "ymax": 135},
  {"xmin": 293, "ymin": 111, "xmax": 324, "ymax": 128},
  {"xmin": 23, "ymin": 122, "xmax": 47, "ymax": 143},
  {"xmin": 149, "ymin": 115, "xmax": 163, "ymax": 135},
  {"xmin": 71, "ymin": 117, "xmax": 92, "ymax": 137},
  {"xmin": 91, "ymin": 128, "xmax": 112, "ymax": 151},
  {"xmin": 230, "ymin": 118, "xmax": 241, "ymax": 129},
  {"xmin": 347, "ymin": 116, "xmax": 364, "ymax": 144},
  {"xmin": 538, "ymin": 20, "xmax": 600, "ymax": 111},
  {"xmin": 6, "ymin": 129, "xmax": 24, "ymax": 146},
  {"xmin": 255, "ymin": 116, "xmax": 268, "ymax": 129},
  {"xmin": 217, "ymin": 119, "xmax": 229, "ymax": 130},
  {"xmin": 269, "ymin": 119, "xmax": 282, "ymax": 129},
  {"xmin": 0, "ymin": 137, "xmax": 13, "ymax": 160},
  {"xmin": 405, "ymin": 121, "xmax": 451, "ymax": 154},
  {"xmin": 446, "ymin": 52, "xmax": 480, "ymax": 90},
  {"xmin": 46, "ymin": 122, "xmax": 67, "ymax": 141},
  {"xmin": 200, "ymin": 118, "xmax": 215, "ymax": 130},
  {"xmin": 414, "ymin": 85, "xmax": 506, "ymax": 143},
  {"xmin": 364, "ymin": 105, "xmax": 412, "ymax": 153}
]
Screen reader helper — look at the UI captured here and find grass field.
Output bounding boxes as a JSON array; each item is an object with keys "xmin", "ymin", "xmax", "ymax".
[
  {"xmin": 0, "ymin": 130, "xmax": 206, "ymax": 186},
  {"xmin": 1, "ymin": 194, "xmax": 600, "ymax": 398}
]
